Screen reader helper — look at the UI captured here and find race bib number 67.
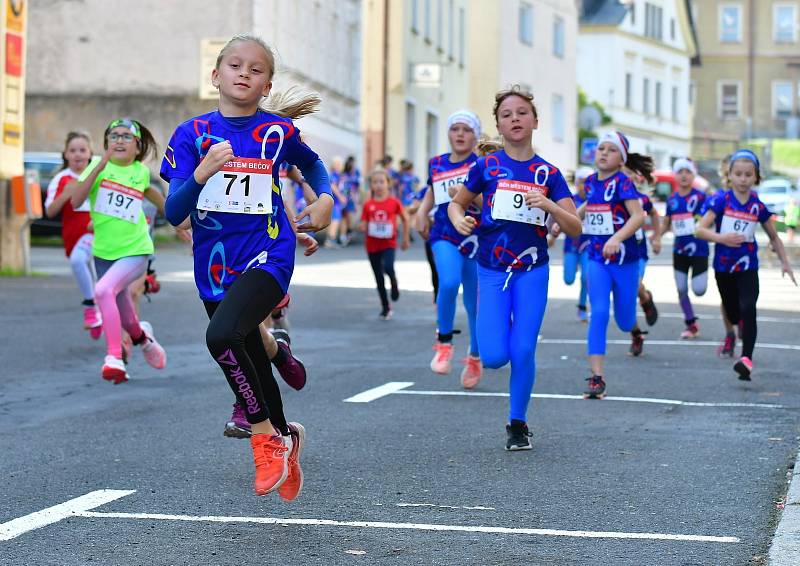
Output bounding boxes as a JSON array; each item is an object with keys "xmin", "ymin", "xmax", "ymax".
[{"xmin": 720, "ymin": 209, "xmax": 757, "ymax": 242}]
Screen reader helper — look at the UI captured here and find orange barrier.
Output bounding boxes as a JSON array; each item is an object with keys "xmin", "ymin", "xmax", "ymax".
[{"xmin": 11, "ymin": 175, "xmax": 41, "ymax": 216}]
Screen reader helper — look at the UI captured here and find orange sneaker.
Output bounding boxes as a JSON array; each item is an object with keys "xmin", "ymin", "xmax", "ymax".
[
  {"xmin": 460, "ymin": 355, "xmax": 483, "ymax": 389},
  {"xmin": 278, "ymin": 422, "xmax": 305, "ymax": 502},
  {"xmin": 430, "ymin": 343, "xmax": 454, "ymax": 374},
  {"xmin": 250, "ymin": 433, "xmax": 289, "ymax": 496}
]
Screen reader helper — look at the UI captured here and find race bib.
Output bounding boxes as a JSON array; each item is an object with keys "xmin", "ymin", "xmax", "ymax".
[
  {"xmin": 584, "ymin": 204, "xmax": 614, "ymax": 235},
  {"xmin": 94, "ymin": 180, "xmax": 143, "ymax": 224},
  {"xmin": 198, "ymin": 158, "xmax": 274, "ymax": 214},
  {"xmin": 432, "ymin": 165, "xmax": 470, "ymax": 205},
  {"xmin": 672, "ymin": 212, "xmax": 696, "ymax": 237},
  {"xmin": 367, "ymin": 221, "xmax": 394, "ymax": 239},
  {"xmin": 720, "ymin": 209, "xmax": 757, "ymax": 242},
  {"xmin": 491, "ymin": 180, "xmax": 546, "ymax": 225}
]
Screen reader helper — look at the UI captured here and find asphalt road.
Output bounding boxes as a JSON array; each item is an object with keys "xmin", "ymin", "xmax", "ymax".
[{"xmin": 1, "ymin": 239, "xmax": 799, "ymax": 566}]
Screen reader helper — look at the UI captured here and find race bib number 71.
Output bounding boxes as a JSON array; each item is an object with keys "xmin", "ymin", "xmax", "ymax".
[{"xmin": 198, "ymin": 158, "xmax": 274, "ymax": 214}]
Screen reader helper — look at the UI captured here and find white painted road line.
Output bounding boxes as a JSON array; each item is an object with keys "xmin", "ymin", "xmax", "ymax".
[
  {"xmin": 659, "ymin": 312, "xmax": 800, "ymax": 324},
  {"xmin": 395, "ymin": 389, "xmax": 786, "ymax": 409},
  {"xmin": 395, "ymin": 503, "xmax": 495, "ymax": 511},
  {"xmin": 75, "ymin": 510, "xmax": 740, "ymax": 543},
  {"xmin": 0, "ymin": 489, "xmax": 136, "ymax": 541},
  {"xmin": 538, "ymin": 338, "xmax": 800, "ymax": 352},
  {"xmin": 344, "ymin": 381, "xmax": 414, "ymax": 402}
]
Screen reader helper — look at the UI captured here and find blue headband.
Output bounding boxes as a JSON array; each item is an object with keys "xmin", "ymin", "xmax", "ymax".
[{"xmin": 729, "ymin": 149, "xmax": 760, "ymax": 172}]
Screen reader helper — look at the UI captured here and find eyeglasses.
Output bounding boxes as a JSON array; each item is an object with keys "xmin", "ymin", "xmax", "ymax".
[{"xmin": 108, "ymin": 133, "xmax": 135, "ymax": 142}]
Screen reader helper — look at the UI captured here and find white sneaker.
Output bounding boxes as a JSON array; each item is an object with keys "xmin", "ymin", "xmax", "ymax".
[
  {"xmin": 102, "ymin": 355, "xmax": 128, "ymax": 384},
  {"xmin": 139, "ymin": 321, "xmax": 166, "ymax": 369}
]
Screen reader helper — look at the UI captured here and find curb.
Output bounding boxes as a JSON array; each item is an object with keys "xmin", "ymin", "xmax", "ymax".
[{"xmin": 768, "ymin": 443, "xmax": 800, "ymax": 565}]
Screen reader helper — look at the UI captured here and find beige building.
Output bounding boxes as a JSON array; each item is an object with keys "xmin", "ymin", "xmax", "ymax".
[
  {"xmin": 25, "ymin": 0, "xmax": 362, "ymax": 166},
  {"xmin": 361, "ymin": 0, "xmax": 578, "ymax": 176},
  {"xmin": 690, "ymin": 0, "xmax": 800, "ymax": 160}
]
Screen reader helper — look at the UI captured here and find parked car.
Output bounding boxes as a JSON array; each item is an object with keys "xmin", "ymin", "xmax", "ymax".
[
  {"xmin": 651, "ymin": 170, "xmax": 709, "ymax": 200},
  {"xmin": 25, "ymin": 151, "xmax": 167, "ymax": 237},
  {"xmin": 758, "ymin": 178, "xmax": 799, "ymax": 214}
]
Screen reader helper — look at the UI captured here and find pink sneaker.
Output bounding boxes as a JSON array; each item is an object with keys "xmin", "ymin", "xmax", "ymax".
[
  {"xmin": 430, "ymin": 343, "xmax": 454, "ymax": 374},
  {"xmin": 102, "ymin": 355, "xmax": 128, "ymax": 384},
  {"xmin": 83, "ymin": 306, "xmax": 102, "ymax": 340},
  {"xmin": 460, "ymin": 355, "xmax": 483, "ymax": 389},
  {"xmin": 680, "ymin": 323, "xmax": 699, "ymax": 340},
  {"xmin": 139, "ymin": 321, "xmax": 166, "ymax": 369},
  {"xmin": 734, "ymin": 356, "xmax": 753, "ymax": 381},
  {"xmin": 224, "ymin": 403, "xmax": 252, "ymax": 439}
]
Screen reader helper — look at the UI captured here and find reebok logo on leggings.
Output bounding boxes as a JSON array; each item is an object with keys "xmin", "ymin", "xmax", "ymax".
[{"xmin": 217, "ymin": 349, "xmax": 261, "ymax": 415}]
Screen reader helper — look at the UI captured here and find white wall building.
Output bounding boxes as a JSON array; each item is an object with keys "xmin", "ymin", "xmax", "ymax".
[{"xmin": 577, "ymin": 0, "xmax": 698, "ymax": 168}]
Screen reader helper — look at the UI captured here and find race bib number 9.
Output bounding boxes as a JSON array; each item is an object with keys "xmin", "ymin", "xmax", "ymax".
[
  {"xmin": 94, "ymin": 180, "xmax": 143, "ymax": 224},
  {"xmin": 720, "ymin": 209, "xmax": 757, "ymax": 242},
  {"xmin": 672, "ymin": 212, "xmax": 696, "ymax": 237},
  {"xmin": 198, "ymin": 158, "xmax": 274, "ymax": 214},
  {"xmin": 367, "ymin": 221, "xmax": 394, "ymax": 239},
  {"xmin": 584, "ymin": 204, "xmax": 614, "ymax": 235},
  {"xmin": 432, "ymin": 165, "xmax": 470, "ymax": 205},
  {"xmin": 491, "ymin": 180, "xmax": 546, "ymax": 225}
]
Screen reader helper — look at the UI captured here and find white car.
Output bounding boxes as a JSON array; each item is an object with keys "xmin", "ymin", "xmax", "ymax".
[{"xmin": 758, "ymin": 179, "xmax": 799, "ymax": 214}]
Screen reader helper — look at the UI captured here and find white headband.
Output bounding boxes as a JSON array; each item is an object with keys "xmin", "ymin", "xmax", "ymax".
[
  {"xmin": 672, "ymin": 157, "xmax": 696, "ymax": 175},
  {"xmin": 447, "ymin": 110, "xmax": 481, "ymax": 140},
  {"xmin": 599, "ymin": 131, "xmax": 628, "ymax": 162}
]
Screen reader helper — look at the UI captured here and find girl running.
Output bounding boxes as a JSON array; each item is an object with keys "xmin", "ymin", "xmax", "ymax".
[
  {"xmin": 415, "ymin": 110, "xmax": 482, "ymax": 388},
  {"xmin": 696, "ymin": 149, "xmax": 796, "ymax": 380},
  {"xmin": 324, "ymin": 157, "xmax": 348, "ymax": 248},
  {"xmin": 659, "ymin": 158, "xmax": 709, "ymax": 339},
  {"xmin": 161, "ymin": 35, "xmax": 333, "ymax": 498},
  {"xmin": 580, "ymin": 131, "xmax": 649, "ymax": 399},
  {"xmin": 628, "ymin": 184, "xmax": 661, "ymax": 356},
  {"xmin": 361, "ymin": 168, "xmax": 410, "ymax": 320},
  {"xmin": 712, "ymin": 154, "xmax": 739, "ymax": 356},
  {"xmin": 562, "ymin": 166, "xmax": 594, "ymax": 322},
  {"xmin": 448, "ymin": 86, "xmax": 581, "ymax": 450},
  {"xmin": 44, "ymin": 132, "xmax": 101, "ymax": 339},
  {"xmin": 69, "ymin": 119, "xmax": 167, "ymax": 384}
]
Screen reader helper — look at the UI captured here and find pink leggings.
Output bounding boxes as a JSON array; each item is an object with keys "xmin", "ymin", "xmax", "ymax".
[{"xmin": 94, "ymin": 255, "xmax": 147, "ymax": 358}]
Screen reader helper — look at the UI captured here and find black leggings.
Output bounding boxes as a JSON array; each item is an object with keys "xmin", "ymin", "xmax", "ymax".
[
  {"xmin": 204, "ymin": 269, "xmax": 287, "ymax": 433},
  {"xmin": 715, "ymin": 270, "xmax": 759, "ymax": 359},
  {"xmin": 425, "ymin": 239, "xmax": 439, "ymax": 301},
  {"xmin": 368, "ymin": 248, "xmax": 397, "ymax": 309}
]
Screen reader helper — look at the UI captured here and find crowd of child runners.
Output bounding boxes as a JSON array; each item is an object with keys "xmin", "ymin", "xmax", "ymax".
[{"xmin": 49, "ymin": 34, "xmax": 796, "ymax": 500}]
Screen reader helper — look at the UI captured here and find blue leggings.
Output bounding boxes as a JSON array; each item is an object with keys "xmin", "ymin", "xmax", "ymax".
[
  {"xmin": 587, "ymin": 260, "xmax": 639, "ymax": 356},
  {"xmin": 563, "ymin": 250, "xmax": 588, "ymax": 307},
  {"xmin": 432, "ymin": 240, "xmax": 479, "ymax": 355},
  {"xmin": 477, "ymin": 264, "xmax": 549, "ymax": 423}
]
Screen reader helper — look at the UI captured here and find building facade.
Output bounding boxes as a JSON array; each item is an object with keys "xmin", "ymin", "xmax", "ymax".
[
  {"xmin": 361, "ymin": 0, "xmax": 578, "ymax": 176},
  {"xmin": 578, "ymin": 0, "xmax": 698, "ymax": 169},
  {"xmin": 690, "ymin": 0, "xmax": 800, "ymax": 160},
  {"xmin": 24, "ymin": 0, "xmax": 362, "ymax": 168}
]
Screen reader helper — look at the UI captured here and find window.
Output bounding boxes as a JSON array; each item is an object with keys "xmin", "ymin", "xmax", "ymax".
[
  {"xmin": 643, "ymin": 78, "xmax": 650, "ymax": 113},
  {"xmin": 774, "ymin": 4, "xmax": 797, "ymax": 43},
  {"xmin": 458, "ymin": 7, "xmax": 465, "ymax": 64},
  {"xmin": 625, "ymin": 73, "xmax": 633, "ymax": 109},
  {"xmin": 719, "ymin": 4, "xmax": 742, "ymax": 43},
  {"xmin": 519, "ymin": 2, "xmax": 534, "ymax": 45},
  {"xmin": 773, "ymin": 81, "xmax": 794, "ymax": 118},
  {"xmin": 436, "ymin": 0, "xmax": 443, "ymax": 49},
  {"xmin": 411, "ymin": 0, "xmax": 418, "ymax": 32},
  {"xmin": 718, "ymin": 81, "xmax": 741, "ymax": 119},
  {"xmin": 448, "ymin": 0, "xmax": 454, "ymax": 57},
  {"xmin": 553, "ymin": 16, "xmax": 565, "ymax": 57},
  {"xmin": 670, "ymin": 18, "xmax": 675, "ymax": 40},
  {"xmin": 552, "ymin": 94, "xmax": 565, "ymax": 142},
  {"xmin": 424, "ymin": 0, "xmax": 431, "ymax": 40},
  {"xmin": 655, "ymin": 81, "xmax": 662, "ymax": 117},
  {"xmin": 426, "ymin": 112, "xmax": 439, "ymax": 158},
  {"xmin": 406, "ymin": 102, "xmax": 417, "ymax": 163},
  {"xmin": 630, "ymin": 2, "xmax": 636, "ymax": 25},
  {"xmin": 645, "ymin": 3, "xmax": 663, "ymax": 39},
  {"xmin": 671, "ymin": 85, "xmax": 679, "ymax": 121}
]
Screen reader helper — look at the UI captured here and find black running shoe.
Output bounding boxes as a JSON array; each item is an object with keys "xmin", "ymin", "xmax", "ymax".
[
  {"xmin": 390, "ymin": 281, "xmax": 400, "ymax": 302},
  {"xmin": 641, "ymin": 291, "xmax": 658, "ymax": 326},
  {"xmin": 379, "ymin": 307, "xmax": 393, "ymax": 320},
  {"xmin": 734, "ymin": 356, "xmax": 753, "ymax": 381},
  {"xmin": 505, "ymin": 420, "xmax": 533, "ymax": 451},
  {"xmin": 584, "ymin": 375, "xmax": 606, "ymax": 399},
  {"xmin": 628, "ymin": 329, "xmax": 647, "ymax": 357}
]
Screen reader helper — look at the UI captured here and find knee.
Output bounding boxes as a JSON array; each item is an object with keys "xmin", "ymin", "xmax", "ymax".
[
  {"xmin": 563, "ymin": 271, "xmax": 576, "ymax": 285},
  {"xmin": 480, "ymin": 342, "xmax": 509, "ymax": 369},
  {"xmin": 93, "ymin": 280, "xmax": 114, "ymax": 302},
  {"xmin": 206, "ymin": 320, "xmax": 241, "ymax": 354},
  {"xmin": 438, "ymin": 272, "xmax": 461, "ymax": 296}
]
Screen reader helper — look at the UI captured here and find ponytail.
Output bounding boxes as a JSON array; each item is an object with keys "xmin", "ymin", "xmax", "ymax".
[
  {"xmin": 262, "ymin": 85, "xmax": 321, "ymax": 120},
  {"xmin": 103, "ymin": 118, "xmax": 158, "ymax": 163},
  {"xmin": 477, "ymin": 137, "xmax": 503, "ymax": 157},
  {"xmin": 625, "ymin": 152, "xmax": 654, "ymax": 185}
]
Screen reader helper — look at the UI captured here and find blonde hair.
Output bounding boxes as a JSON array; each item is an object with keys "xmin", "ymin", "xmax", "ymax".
[
  {"xmin": 215, "ymin": 34, "xmax": 276, "ymax": 79},
  {"xmin": 477, "ymin": 136, "xmax": 503, "ymax": 156}
]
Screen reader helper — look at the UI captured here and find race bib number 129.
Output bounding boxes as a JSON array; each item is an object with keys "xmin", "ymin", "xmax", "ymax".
[
  {"xmin": 198, "ymin": 158, "xmax": 274, "ymax": 214},
  {"xmin": 583, "ymin": 204, "xmax": 614, "ymax": 235}
]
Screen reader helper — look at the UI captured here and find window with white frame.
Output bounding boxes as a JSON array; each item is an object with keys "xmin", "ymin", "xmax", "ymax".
[
  {"xmin": 458, "ymin": 7, "xmax": 465, "ymax": 64},
  {"xmin": 773, "ymin": 81, "xmax": 794, "ymax": 118},
  {"xmin": 719, "ymin": 4, "xmax": 743, "ymax": 43},
  {"xmin": 643, "ymin": 78, "xmax": 651, "ymax": 113},
  {"xmin": 519, "ymin": 2, "xmax": 534, "ymax": 45},
  {"xmin": 625, "ymin": 73, "xmax": 633, "ymax": 109},
  {"xmin": 672, "ymin": 85, "xmax": 679, "ymax": 121},
  {"xmin": 424, "ymin": 0, "xmax": 431, "ymax": 40},
  {"xmin": 552, "ymin": 94, "xmax": 565, "ymax": 142},
  {"xmin": 645, "ymin": 3, "xmax": 663, "ymax": 39},
  {"xmin": 718, "ymin": 81, "xmax": 741, "ymax": 119},
  {"xmin": 655, "ymin": 81, "xmax": 663, "ymax": 117},
  {"xmin": 448, "ymin": 0, "xmax": 454, "ymax": 57},
  {"xmin": 437, "ymin": 0, "xmax": 443, "ymax": 49},
  {"xmin": 406, "ymin": 102, "xmax": 417, "ymax": 163},
  {"xmin": 553, "ymin": 16, "xmax": 565, "ymax": 57},
  {"xmin": 411, "ymin": 0, "xmax": 419, "ymax": 32},
  {"xmin": 774, "ymin": 4, "xmax": 797, "ymax": 43},
  {"xmin": 426, "ymin": 112, "xmax": 439, "ymax": 158}
]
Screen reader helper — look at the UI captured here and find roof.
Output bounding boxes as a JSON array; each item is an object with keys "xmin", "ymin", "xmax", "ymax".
[{"xmin": 580, "ymin": 0, "xmax": 630, "ymax": 26}]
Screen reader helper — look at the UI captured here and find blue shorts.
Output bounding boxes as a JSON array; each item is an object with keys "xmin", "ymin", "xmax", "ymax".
[
  {"xmin": 331, "ymin": 202, "xmax": 343, "ymax": 221},
  {"xmin": 638, "ymin": 258, "xmax": 647, "ymax": 282}
]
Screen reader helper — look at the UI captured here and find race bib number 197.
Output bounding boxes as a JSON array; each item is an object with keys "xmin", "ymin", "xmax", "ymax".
[
  {"xmin": 94, "ymin": 180, "xmax": 143, "ymax": 224},
  {"xmin": 491, "ymin": 180, "xmax": 546, "ymax": 225},
  {"xmin": 198, "ymin": 158, "xmax": 274, "ymax": 214}
]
